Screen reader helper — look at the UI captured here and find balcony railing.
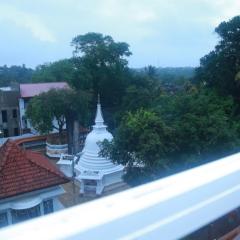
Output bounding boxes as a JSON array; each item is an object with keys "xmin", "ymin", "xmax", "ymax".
[{"xmin": 1, "ymin": 153, "xmax": 240, "ymax": 239}]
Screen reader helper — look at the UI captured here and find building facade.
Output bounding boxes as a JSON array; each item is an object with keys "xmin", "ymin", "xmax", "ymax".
[
  {"xmin": 0, "ymin": 140, "xmax": 69, "ymax": 228},
  {"xmin": 0, "ymin": 88, "xmax": 20, "ymax": 137}
]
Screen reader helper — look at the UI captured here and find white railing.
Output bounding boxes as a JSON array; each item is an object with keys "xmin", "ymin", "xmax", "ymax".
[{"xmin": 1, "ymin": 153, "xmax": 240, "ymax": 239}]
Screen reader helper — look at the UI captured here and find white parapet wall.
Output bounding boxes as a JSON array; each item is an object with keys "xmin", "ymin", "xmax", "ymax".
[
  {"xmin": 1, "ymin": 153, "xmax": 240, "ymax": 239},
  {"xmin": 57, "ymin": 154, "xmax": 76, "ymax": 178},
  {"xmin": 46, "ymin": 142, "xmax": 68, "ymax": 158}
]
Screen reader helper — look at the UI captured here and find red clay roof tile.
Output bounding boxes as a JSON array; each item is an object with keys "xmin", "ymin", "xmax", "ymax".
[{"xmin": 0, "ymin": 140, "xmax": 69, "ymax": 200}]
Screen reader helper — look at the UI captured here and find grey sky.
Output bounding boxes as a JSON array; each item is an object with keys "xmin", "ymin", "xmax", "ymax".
[{"xmin": 0, "ymin": 0, "xmax": 239, "ymax": 68}]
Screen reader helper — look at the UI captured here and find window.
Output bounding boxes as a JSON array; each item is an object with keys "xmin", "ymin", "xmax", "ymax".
[
  {"xmin": 0, "ymin": 212, "xmax": 8, "ymax": 228},
  {"xmin": 14, "ymin": 128, "xmax": 19, "ymax": 136},
  {"xmin": 11, "ymin": 205, "xmax": 41, "ymax": 224},
  {"xmin": 3, "ymin": 129, "xmax": 8, "ymax": 137},
  {"xmin": 1, "ymin": 110, "xmax": 7, "ymax": 123},
  {"xmin": 43, "ymin": 199, "xmax": 54, "ymax": 214},
  {"xmin": 12, "ymin": 109, "xmax": 17, "ymax": 118}
]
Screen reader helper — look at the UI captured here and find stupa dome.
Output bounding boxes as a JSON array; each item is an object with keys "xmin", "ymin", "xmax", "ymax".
[
  {"xmin": 83, "ymin": 130, "xmax": 113, "ymax": 155},
  {"xmin": 76, "ymin": 96, "xmax": 122, "ymax": 173},
  {"xmin": 75, "ymin": 96, "xmax": 124, "ymax": 195}
]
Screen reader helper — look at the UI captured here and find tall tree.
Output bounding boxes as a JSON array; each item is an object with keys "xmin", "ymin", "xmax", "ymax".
[
  {"xmin": 71, "ymin": 32, "xmax": 132, "ymax": 127},
  {"xmin": 195, "ymin": 16, "xmax": 240, "ymax": 99},
  {"xmin": 26, "ymin": 89, "xmax": 90, "ymax": 151}
]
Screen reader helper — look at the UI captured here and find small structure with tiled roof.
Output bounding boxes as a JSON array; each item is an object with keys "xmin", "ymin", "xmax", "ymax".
[{"xmin": 0, "ymin": 140, "xmax": 69, "ymax": 228}]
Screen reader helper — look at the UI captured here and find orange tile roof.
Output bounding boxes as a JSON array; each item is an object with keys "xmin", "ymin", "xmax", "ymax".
[{"xmin": 0, "ymin": 140, "xmax": 69, "ymax": 200}]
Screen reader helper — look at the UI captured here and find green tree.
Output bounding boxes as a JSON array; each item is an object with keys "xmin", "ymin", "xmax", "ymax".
[
  {"xmin": 121, "ymin": 72, "xmax": 161, "ymax": 113},
  {"xmin": 25, "ymin": 94, "xmax": 54, "ymax": 134},
  {"xmin": 71, "ymin": 32, "xmax": 132, "ymax": 127},
  {"xmin": 156, "ymin": 89, "xmax": 240, "ymax": 166},
  {"xmin": 26, "ymin": 88, "xmax": 90, "ymax": 150},
  {"xmin": 32, "ymin": 59, "xmax": 75, "ymax": 84},
  {"xmin": 0, "ymin": 64, "xmax": 33, "ymax": 87},
  {"xmin": 100, "ymin": 109, "xmax": 175, "ymax": 185},
  {"xmin": 195, "ymin": 16, "xmax": 240, "ymax": 99},
  {"xmin": 101, "ymin": 88, "xmax": 240, "ymax": 185}
]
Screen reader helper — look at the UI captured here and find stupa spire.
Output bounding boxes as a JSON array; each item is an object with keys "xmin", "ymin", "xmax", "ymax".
[{"xmin": 94, "ymin": 94, "xmax": 104, "ymax": 126}]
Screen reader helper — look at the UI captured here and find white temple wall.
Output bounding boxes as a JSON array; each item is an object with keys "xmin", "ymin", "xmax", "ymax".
[{"xmin": 103, "ymin": 171, "xmax": 124, "ymax": 186}]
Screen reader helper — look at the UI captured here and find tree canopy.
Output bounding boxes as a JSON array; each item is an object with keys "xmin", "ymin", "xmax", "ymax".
[
  {"xmin": 71, "ymin": 33, "xmax": 132, "ymax": 108},
  {"xmin": 26, "ymin": 88, "xmax": 90, "ymax": 146},
  {"xmin": 100, "ymin": 109, "xmax": 175, "ymax": 184},
  {"xmin": 32, "ymin": 59, "xmax": 76, "ymax": 84},
  {"xmin": 0, "ymin": 65, "xmax": 33, "ymax": 87},
  {"xmin": 195, "ymin": 16, "xmax": 240, "ymax": 99},
  {"xmin": 101, "ymin": 88, "xmax": 240, "ymax": 184},
  {"xmin": 15, "ymin": 22, "xmax": 240, "ymax": 185}
]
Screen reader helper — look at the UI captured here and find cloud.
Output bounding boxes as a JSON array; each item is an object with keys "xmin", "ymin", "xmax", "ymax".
[
  {"xmin": 1, "ymin": 0, "xmax": 240, "ymax": 68},
  {"xmin": 199, "ymin": 0, "xmax": 240, "ymax": 26},
  {"xmin": 0, "ymin": 3, "xmax": 56, "ymax": 43},
  {"xmin": 93, "ymin": 0, "xmax": 160, "ymax": 40}
]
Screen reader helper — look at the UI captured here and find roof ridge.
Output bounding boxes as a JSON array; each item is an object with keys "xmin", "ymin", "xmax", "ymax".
[
  {"xmin": 0, "ymin": 140, "xmax": 69, "ymax": 200},
  {"xmin": 0, "ymin": 140, "xmax": 24, "ymax": 171},
  {"xmin": 27, "ymin": 151, "xmax": 68, "ymax": 180},
  {"xmin": 20, "ymin": 82, "xmax": 68, "ymax": 86}
]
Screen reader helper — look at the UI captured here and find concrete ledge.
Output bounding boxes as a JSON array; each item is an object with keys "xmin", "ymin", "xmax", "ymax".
[
  {"xmin": 1, "ymin": 153, "xmax": 240, "ymax": 239},
  {"xmin": 46, "ymin": 142, "xmax": 68, "ymax": 158}
]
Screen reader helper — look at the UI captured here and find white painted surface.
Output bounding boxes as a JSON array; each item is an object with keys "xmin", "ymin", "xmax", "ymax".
[
  {"xmin": 0, "ymin": 87, "xmax": 12, "ymax": 91},
  {"xmin": 0, "ymin": 186, "xmax": 65, "ymax": 211},
  {"xmin": 75, "ymin": 100, "xmax": 123, "ymax": 194},
  {"xmin": 10, "ymin": 196, "xmax": 42, "ymax": 210},
  {"xmin": 18, "ymin": 98, "xmax": 25, "ymax": 131},
  {"xmin": 46, "ymin": 143, "xmax": 68, "ymax": 158},
  {"xmin": 0, "ymin": 133, "xmax": 36, "ymax": 146},
  {"xmin": 1, "ymin": 153, "xmax": 240, "ymax": 239},
  {"xmin": 0, "ymin": 186, "xmax": 65, "ymax": 228},
  {"xmin": 57, "ymin": 154, "xmax": 77, "ymax": 177}
]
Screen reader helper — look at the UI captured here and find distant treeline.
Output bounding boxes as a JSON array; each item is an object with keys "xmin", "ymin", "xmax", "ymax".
[
  {"xmin": 0, "ymin": 62, "xmax": 195, "ymax": 87},
  {"xmin": 134, "ymin": 66, "xmax": 195, "ymax": 80},
  {"xmin": 0, "ymin": 65, "xmax": 33, "ymax": 87}
]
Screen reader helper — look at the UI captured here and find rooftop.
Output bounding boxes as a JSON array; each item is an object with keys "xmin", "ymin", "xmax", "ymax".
[
  {"xmin": 0, "ymin": 140, "xmax": 69, "ymax": 200},
  {"xmin": 1, "ymin": 151, "xmax": 240, "ymax": 239},
  {"xmin": 19, "ymin": 82, "xmax": 69, "ymax": 98}
]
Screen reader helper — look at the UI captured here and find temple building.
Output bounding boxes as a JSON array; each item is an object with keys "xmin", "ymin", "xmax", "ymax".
[
  {"xmin": 0, "ymin": 140, "xmax": 69, "ymax": 228},
  {"xmin": 74, "ymin": 97, "xmax": 124, "ymax": 195}
]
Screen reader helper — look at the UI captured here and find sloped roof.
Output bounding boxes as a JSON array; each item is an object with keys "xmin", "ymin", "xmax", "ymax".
[
  {"xmin": 20, "ymin": 82, "xmax": 69, "ymax": 98},
  {"xmin": 0, "ymin": 140, "xmax": 69, "ymax": 200}
]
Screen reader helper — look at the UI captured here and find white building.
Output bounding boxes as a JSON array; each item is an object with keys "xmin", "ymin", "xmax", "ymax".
[
  {"xmin": 0, "ymin": 140, "xmax": 69, "ymax": 228},
  {"xmin": 74, "ymin": 98, "xmax": 124, "ymax": 195}
]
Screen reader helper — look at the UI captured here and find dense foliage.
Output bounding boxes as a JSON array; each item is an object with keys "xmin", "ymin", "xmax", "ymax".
[
  {"xmin": 0, "ymin": 65, "xmax": 33, "ymax": 87},
  {"xmin": 26, "ymin": 89, "xmax": 90, "ymax": 148},
  {"xmin": 32, "ymin": 59, "xmax": 75, "ymax": 83},
  {"xmin": 100, "ymin": 16, "xmax": 240, "ymax": 184},
  {"xmin": 102, "ymin": 88, "xmax": 240, "ymax": 184},
  {"xmin": 18, "ymin": 16, "xmax": 240, "ymax": 185},
  {"xmin": 195, "ymin": 16, "xmax": 240, "ymax": 99}
]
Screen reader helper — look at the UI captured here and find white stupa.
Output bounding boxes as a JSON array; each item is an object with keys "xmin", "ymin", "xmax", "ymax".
[{"xmin": 75, "ymin": 96, "xmax": 124, "ymax": 195}]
